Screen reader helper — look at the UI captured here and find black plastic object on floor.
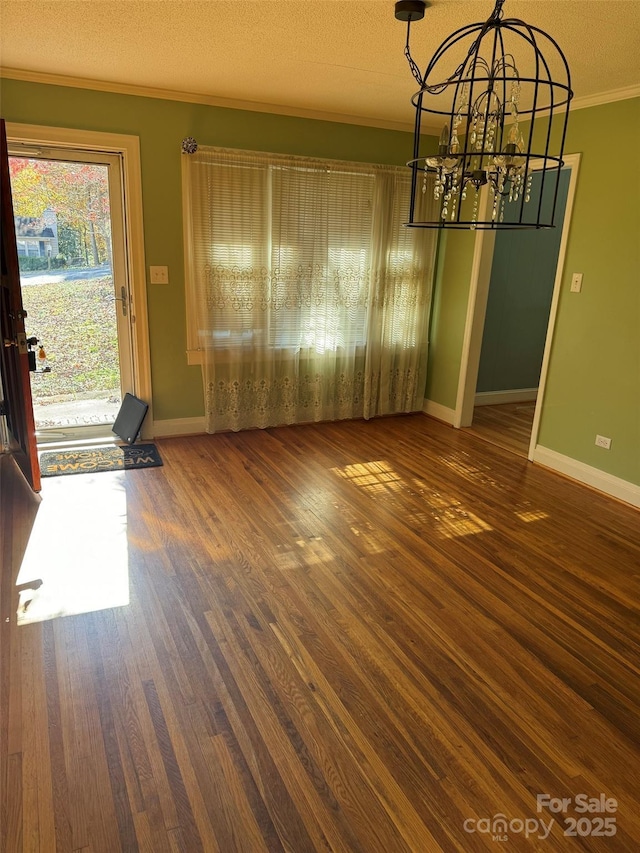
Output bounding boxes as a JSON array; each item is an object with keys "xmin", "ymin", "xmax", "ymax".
[{"xmin": 112, "ymin": 392, "xmax": 149, "ymax": 444}]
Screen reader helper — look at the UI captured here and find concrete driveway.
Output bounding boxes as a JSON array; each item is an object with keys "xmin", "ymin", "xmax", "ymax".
[{"xmin": 20, "ymin": 264, "xmax": 112, "ymax": 286}]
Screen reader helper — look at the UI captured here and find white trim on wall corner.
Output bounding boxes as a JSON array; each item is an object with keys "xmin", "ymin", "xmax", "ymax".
[
  {"xmin": 422, "ymin": 399, "xmax": 456, "ymax": 425},
  {"xmin": 475, "ymin": 388, "xmax": 538, "ymax": 406},
  {"xmin": 533, "ymin": 446, "xmax": 640, "ymax": 509},
  {"xmin": 453, "ymin": 188, "xmax": 496, "ymax": 429},
  {"xmin": 153, "ymin": 417, "xmax": 206, "ymax": 438}
]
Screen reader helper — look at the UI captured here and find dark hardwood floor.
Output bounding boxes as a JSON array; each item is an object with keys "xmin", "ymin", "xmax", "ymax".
[{"xmin": 2, "ymin": 414, "xmax": 639, "ymax": 852}]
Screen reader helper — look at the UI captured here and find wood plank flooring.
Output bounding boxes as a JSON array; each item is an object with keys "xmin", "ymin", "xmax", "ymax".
[
  {"xmin": 465, "ymin": 402, "xmax": 536, "ymax": 458},
  {"xmin": 2, "ymin": 414, "xmax": 640, "ymax": 852}
]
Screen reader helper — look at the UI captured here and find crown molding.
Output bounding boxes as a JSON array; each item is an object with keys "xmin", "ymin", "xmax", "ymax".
[
  {"xmin": 4, "ymin": 66, "xmax": 637, "ymax": 134},
  {"xmin": 570, "ymin": 84, "xmax": 640, "ymax": 112},
  {"xmin": 0, "ymin": 66, "xmax": 419, "ymax": 134}
]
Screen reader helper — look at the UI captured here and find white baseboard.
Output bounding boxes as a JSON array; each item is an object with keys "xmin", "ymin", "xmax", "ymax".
[
  {"xmin": 422, "ymin": 399, "xmax": 456, "ymax": 425},
  {"xmin": 475, "ymin": 388, "xmax": 538, "ymax": 406},
  {"xmin": 533, "ymin": 446, "xmax": 640, "ymax": 509},
  {"xmin": 153, "ymin": 416, "xmax": 206, "ymax": 438}
]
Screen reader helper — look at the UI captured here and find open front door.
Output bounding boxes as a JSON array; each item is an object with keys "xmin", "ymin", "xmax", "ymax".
[{"xmin": 1, "ymin": 119, "xmax": 40, "ymax": 491}]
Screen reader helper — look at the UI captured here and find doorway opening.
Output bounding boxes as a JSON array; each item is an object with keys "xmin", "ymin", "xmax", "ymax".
[
  {"xmin": 455, "ymin": 154, "xmax": 581, "ymax": 459},
  {"xmin": 9, "ymin": 147, "xmax": 134, "ymax": 445}
]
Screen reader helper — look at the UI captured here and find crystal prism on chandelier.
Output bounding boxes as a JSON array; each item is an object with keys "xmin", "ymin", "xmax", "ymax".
[{"xmin": 395, "ymin": 0, "xmax": 573, "ymax": 229}]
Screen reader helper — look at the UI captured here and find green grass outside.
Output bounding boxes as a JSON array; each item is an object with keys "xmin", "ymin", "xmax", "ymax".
[{"xmin": 21, "ymin": 275, "xmax": 120, "ymax": 401}]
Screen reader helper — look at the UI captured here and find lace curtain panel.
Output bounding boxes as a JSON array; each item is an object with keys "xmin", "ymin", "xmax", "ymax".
[{"xmin": 183, "ymin": 146, "xmax": 438, "ymax": 433}]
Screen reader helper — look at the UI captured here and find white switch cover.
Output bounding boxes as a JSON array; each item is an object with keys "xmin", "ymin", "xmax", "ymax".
[
  {"xmin": 150, "ymin": 265, "xmax": 169, "ymax": 284},
  {"xmin": 570, "ymin": 272, "xmax": 583, "ymax": 293}
]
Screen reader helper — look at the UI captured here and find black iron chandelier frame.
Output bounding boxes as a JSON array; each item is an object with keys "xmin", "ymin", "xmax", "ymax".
[{"xmin": 395, "ymin": 0, "xmax": 573, "ymax": 230}]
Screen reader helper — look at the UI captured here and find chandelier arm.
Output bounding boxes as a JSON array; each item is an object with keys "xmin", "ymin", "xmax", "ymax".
[
  {"xmin": 524, "ymin": 21, "xmax": 551, "ymax": 226},
  {"xmin": 494, "ymin": 23, "xmax": 509, "ymax": 192},
  {"xmin": 497, "ymin": 24, "xmax": 509, "ymax": 118},
  {"xmin": 483, "ymin": 24, "xmax": 502, "ymax": 156}
]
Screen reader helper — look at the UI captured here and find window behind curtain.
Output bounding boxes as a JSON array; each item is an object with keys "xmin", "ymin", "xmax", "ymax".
[
  {"xmin": 184, "ymin": 148, "xmax": 430, "ymax": 357},
  {"xmin": 186, "ymin": 156, "xmax": 270, "ymax": 351},
  {"xmin": 182, "ymin": 145, "xmax": 437, "ymax": 432}
]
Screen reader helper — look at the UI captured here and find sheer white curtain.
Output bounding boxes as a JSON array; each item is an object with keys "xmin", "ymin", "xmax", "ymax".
[{"xmin": 183, "ymin": 146, "xmax": 437, "ymax": 433}]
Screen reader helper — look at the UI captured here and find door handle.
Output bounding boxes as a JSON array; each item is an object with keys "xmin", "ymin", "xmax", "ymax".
[{"xmin": 106, "ymin": 286, "xmax": 128, "ymax": 316}]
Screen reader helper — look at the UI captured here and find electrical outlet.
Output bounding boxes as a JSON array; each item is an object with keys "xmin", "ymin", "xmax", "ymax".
[
  {"xmin": 570, "ymin": 273, "xmax": 583, "ymax": 293},
  {"xmin": 595, "ymin": 434, "xmax": 611, "ymax": 450},
  {"xmin": 149, "ymin": 265, "xmax": 169, "ymax": 284}
]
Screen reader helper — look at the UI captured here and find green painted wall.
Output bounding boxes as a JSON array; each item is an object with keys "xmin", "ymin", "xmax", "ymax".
[
  {"xmin": 536, "ymin": 100, "xmax": 640, "ymax": 485},
  {"xmin": 0, "ymin": 77, "xmax": 422, "ymax": 420},
  {"xmin": 425, "ymin": 97, "xmax": 640, "ymax": 485}
]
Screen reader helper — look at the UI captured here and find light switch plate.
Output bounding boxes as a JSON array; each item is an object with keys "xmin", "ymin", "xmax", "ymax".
[
  {"xmin": 570, "ymin": 272, "xmax": 583, "ymax": 293},
  {"xmin": 150, "ymin": 265, "xmax": 169, "ymax": 284}
]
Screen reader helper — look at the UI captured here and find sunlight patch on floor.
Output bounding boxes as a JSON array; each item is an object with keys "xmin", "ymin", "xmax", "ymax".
[
  {"xmin": 515, "ymin": 509, "xmax": 550, "ymax": 523},
  {"xmin": 16, "ymin": 471, "xmax": 129, "ymax": 625},
  {"xmin": 422, "ymin": 491, "xmax": 493, "ymax": 539},
  {"xmin": 331, "ymin": 460, "xmax": 405, "ymax": 496},
  {"xmin": 331, "ymin": 460, "xmax": 493, "ymax": 541},
  {"xmin": 439, "ymin": 451, "xmax": 500, "ymax": 489}
]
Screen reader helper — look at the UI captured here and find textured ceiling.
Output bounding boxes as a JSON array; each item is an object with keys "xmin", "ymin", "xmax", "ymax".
[{"xmin": 1, "ymin": 0, "xmax": 639, "ymax": 127}]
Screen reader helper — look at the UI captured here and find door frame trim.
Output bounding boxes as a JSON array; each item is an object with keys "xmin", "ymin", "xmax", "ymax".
[
  {"xmin": 6, "ymin": 122, "xmax": 153, "ymax": 437},
  {"xmin": 453, "ymin": 153, "xmax": 581, "ymax": 460}
]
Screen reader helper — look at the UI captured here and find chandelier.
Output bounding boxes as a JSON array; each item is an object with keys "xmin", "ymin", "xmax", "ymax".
[{"xmin": 395, "ymin": 0, "xmax": 572, "ymax": 229}]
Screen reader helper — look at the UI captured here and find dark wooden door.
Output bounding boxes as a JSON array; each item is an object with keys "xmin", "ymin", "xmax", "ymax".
[{"xmin": 1, "ymin": 119, "xmax": 41, "ymax": 491}]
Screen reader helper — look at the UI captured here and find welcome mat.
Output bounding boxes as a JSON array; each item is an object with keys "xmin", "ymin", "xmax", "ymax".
[{"xmin": 39, "ymin": 443, "xmax": 163, "ymax": 477}]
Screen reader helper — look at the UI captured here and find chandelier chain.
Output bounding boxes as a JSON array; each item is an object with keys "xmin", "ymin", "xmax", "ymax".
[
  {"xmin": 404, "ymin": 21, "xmax": 423, "ymax": 87},
  {"xmin": 405, "ymin": 0, "xmax": 508, "ymax": 94}
]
